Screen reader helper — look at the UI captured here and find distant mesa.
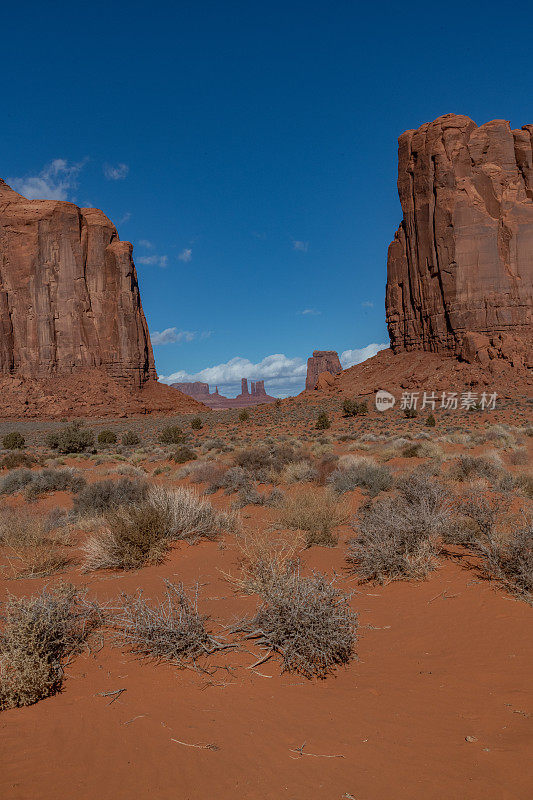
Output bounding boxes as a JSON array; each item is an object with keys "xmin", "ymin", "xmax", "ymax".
[
  {"xmin": 172, "ymin": 378, "xmax": 277, "ymax": 409},
  {"xmin": 305, "ymin": 350, "xmax": 342, "ymax": 391}
]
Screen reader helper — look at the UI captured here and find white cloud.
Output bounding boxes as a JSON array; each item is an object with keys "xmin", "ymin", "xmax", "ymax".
[
  {"xmin": 117, "ymin": 211, "xmax": 131, "ymax": 225},
  {"xmin": 178, "ymin": 248, "xmax": 192, "ymax": 262},
  {"xmin": 136, "ymin": 254, "xmax": 168, "ymax": 268},
  {"xmin": 340, "ymin": 343, "xmax": 388, "ymax": 368},
  {"xmin": 292, "ymin": 240, "xmax": 309, "ymax": 252},
  {"xmin": 9, "ymin": 158, "xmax": 87, "ymax": 201},
  {"xmin": 361, "ymin": 300, "xmax": 374, "ymax": 308},
  {"xmin": 151, "ymin": 328, "xmax": 198, "ymax": 345},
  {"xmin": 160, "ymin": 353, "xmax": 308, "ymax": 398},
  {"xmin": 103, "ymin": 162, "xmax": 129, "ymax": 180},
  {"xmin": 138, "ymin": 239, "xmax": 153, "ymax": 249},
  {"xmin": 299, "ymin": 308, "xmax": 321, "ymax": 316}
]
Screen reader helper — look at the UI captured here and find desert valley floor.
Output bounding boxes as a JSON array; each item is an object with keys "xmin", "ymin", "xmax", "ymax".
[{"xmin": 0, "ymin": 396, "xmax": 531, "ymax": 800}]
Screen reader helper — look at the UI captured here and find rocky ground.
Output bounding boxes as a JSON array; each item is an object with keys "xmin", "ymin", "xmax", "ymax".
[{"xmin": 0, "ymin": 396, "xmax": 531, "ymax": 800}]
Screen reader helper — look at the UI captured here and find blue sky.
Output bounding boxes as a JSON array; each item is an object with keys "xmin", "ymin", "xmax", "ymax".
[{"xmin": 2, "ymin": 0, "xmax": 533, "ymax": 395}]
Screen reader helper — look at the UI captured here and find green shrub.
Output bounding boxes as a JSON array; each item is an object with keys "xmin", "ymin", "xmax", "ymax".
[
  {"xmin": 159, "ymin": 425, "xmax": 184, "ymax": 445},
  {"xmin": 191, "ymin": 417, "xmax": 203, "ymax": 431},
  {"xmin": 239, "ymin": 410, "xmax": 250, "ymax": 422},
  {"xmin": 316, "ymin": 411, "xmax": 331, "ymax": 430},
  {"xmin": 425, "ymin": 413, "xmax": 436, "ymax": 427},
  {"xmin": 46, "ymin": 422, "xmax": 95, "ymax": 454},
  {"xmin": 342, "ymin": 399, "xmax": 368, "ymax": 417},
  {"xmin": 403, "ymin": 407, "xmax": 418, "ymax": 419},
  {"xmin": 2, "ymin": 432, "xmax": 25, "ymax": 450},
  {"xmin": 122, "ymin": 431, "xmax": 141, "ymax": 447},
  {"xmin": 0, "ymin": 452, "xmax": 36, "ymax": 470},
  {"xmin": 97, "ymin": 430, "xmax": 117, "ymax": 445}
]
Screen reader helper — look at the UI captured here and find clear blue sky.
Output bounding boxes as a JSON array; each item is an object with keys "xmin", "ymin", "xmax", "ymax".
[{"xmin": 2, "ymin": 0, "xmax": 532, "ymax": 395}]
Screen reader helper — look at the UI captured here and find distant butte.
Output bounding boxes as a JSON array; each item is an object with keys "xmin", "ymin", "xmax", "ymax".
[{"xmin": 172, "ymin": 378, "xmax": 277, "ymax": 409}]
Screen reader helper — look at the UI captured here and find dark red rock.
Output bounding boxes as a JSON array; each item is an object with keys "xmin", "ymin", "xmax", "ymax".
[
  {"xmin": 172, "ymin": 378, "xmax": 277, "ymax": 409},
  {"xmin": 305, "ymin": 351, "xmax": 342, "ymax": 391},
  {"xmin": 0, "ymin": 178, "xmax": 205, "ymax": 416},
  {"xmin": 386, "ymin": 114, "xmax": 533, "ymax": 364}
]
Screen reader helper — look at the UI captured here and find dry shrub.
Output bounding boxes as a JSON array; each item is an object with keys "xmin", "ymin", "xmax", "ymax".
[
  {"xmin": 223, "ymin": 529, "xmax": 304, "ymax": 595},
  {"xmin": 453, "ymin": 494, "xmax": 533, "ymax": 600},
  {"xmin": 278, "ymin": 460, "xmax": 317, "ymax": 484},
  {"xmin": 0, "ymin": 468, "xmax": 86, "ymax": 500},
  {"xmin": 0, "ymin": 452, "xmax": 37, "ymax": 470},
  {"xmin": 113, "ymin": 581, "xmax": 225, "ymax": 666},
  {"xmin": 235, "ymin": 443, "xmax": 304, "ymax": 481},
  {"xmin": 182, "ymin": 460, "xmax": 226, "ymax": 487},
  {"xmin": 447, "ymin": 453, "xmax": 514, "ymax": 491},
  {"xmin": 0, "ymin": 585, "xmax": 100, "ymax": 709},
  {"xmin": 347, "ymin": 473, "xmax": 451, "ymax": 583},
  {"xmin": 0, "ymin": 509, "xmax": 72, "ymax": 578},
  {"xmin": 82, "ymin": 486, "xmax": 236, "ymax": 571},
  {"xmin": 232, "ymin": 568, "xmax": 357, "ymax": 678},
  {"xmin": 277, "ymin": 488, "xmax": 349, "ymax": 547},
  {"xmin": 328, "ymin": 456, "xmax": 393, "ymax": 496},
  {"xmin": 73, "ymin": 477, "xmax": 148, "ymax": 516},
  {"xmin": 509, "ymin": 448, "xmax": 528, "ymax": 466}
]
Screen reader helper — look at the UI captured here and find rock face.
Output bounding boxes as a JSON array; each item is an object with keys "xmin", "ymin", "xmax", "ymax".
[
  {"xmin": 305, "ymin": 351, "xmax": 342, "ymax": 390},
  {"xmin": 0, "ymin": 178, "xmax": 206, "ymax": 417},
  {"xmin": 386, "ymin": 115, "xmax": 533, "ymax": 367},
  {"xmin": 172, "ymin": 378, "xmax": 277, "ymax": 409},
  {"xmin": 0, "ymin": 178, "xmax": 156, "ymax": 387}
]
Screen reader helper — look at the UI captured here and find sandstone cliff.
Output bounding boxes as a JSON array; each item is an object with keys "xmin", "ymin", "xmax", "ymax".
[
  {"xmin": 386, "ymin": 114, "xmax": 533, "ymax": 368},
  {"xmin": 305, "ymin": 351, "xmax": 342, "ymax": 391},
  {"xmin": 0, "ymin": 178, "xmax": 156, "ymax": 386},
  {"xmin": 0, "ymin": 178, "xmax": 204, "ymax": 417}
]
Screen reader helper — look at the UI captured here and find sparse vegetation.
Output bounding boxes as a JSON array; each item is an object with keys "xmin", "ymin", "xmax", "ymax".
[
  {"xmin": 97, "ymin": 429, "xmax": 117, "ymax": 445},
  {"xmin": 347, "ymin": 473, "xmax": 451, "ymax": 583},
  {"xmin": 278, "ymin": 488, "xmax": 348, "ymax": 546},
  {"xmin": 0, "ymin": 509, "xmax": 72, "ymax": 578},
  {"xmin": 113, "ymin": 581, "xmax": 226, "ymax": 666},
  {"xmin": 45, "ymin": 422, "xmax": 95, "ymax": 454},
  {"xmin": 82, "ymin": 486, "xmax": 235, "ymax": 571},
  {"xmin": 238, "ymin": 410, "xmax": 250, "ymax": 422},
  {"xmin": 191, "ymin": 417, "xmax": 203, "ymax": 430},
  {"xmin": 159, "ymin": 425, "xmax": 185, "ymax": 445},
  {"xmin": 342, "ymin": 399, "xmax": 368, "ymax": 417},
  {"xmin": 316, "ymin": 411, "xmax": 331, "ymax": 430},
  {"xmin": 232, "ymin": 568, "xmax": 357, "ymax": 678},
  {"xmin": 2, "ymin": 431, "xmax": 25, "ymax": 450},
  {"xmin": 73, "ymin": 477, "xmax": 148, "ymax": 516},
  {"xmin": 171, "ymin": 446, "xmax": 197, "ymax": 463},
  {"xmin": 0, "ymin": 585, "xmax": 100, "ymax": 709},
  {"xmin": 328, "ymin": 457, "xmax": 393, "ymax": 496},
  {"xmin": 122, "ymin": 430, "xmax": 141, "ymax": 447},
  {"xmin": 0, "ymin": 467, "xmax": 85, "ymax": 499}
]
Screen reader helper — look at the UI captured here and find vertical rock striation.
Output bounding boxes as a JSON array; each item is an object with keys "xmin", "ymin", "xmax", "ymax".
[
  {"xmin": 386, "ymin": 114, "xmax": 533, "ymax": 365},
  {"xmin": 0, "ymin": 178, "xmax": 156, "ymax": 387},
  {"xmin": 305, "ymin": 350, "xmax": 342, "ymax": 390}
]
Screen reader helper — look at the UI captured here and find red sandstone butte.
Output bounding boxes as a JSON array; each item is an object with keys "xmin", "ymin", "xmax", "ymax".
[
  {"xmin": 386, "ymin": 114, "xmax": 533, "ymax": 369},
  {"xmin": 0, "ymin": 178, "xmax": 204, "ymax": 417},
  {"xmin": 172, "ymin": 378, "xmax": 277, "ymax": 409},
  {"xmin": 305, "ymin": 350, "xmax": 342, "ymax": 390}
]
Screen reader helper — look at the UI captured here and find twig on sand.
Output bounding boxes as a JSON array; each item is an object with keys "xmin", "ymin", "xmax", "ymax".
[
  {"xmin": 289, "ymin": 742, "xmax": 345, "ymax": 759},
  {"xmin": 123, "ymin": 714, "xmax": 146, "ymax": 725},
  {"xmin": 96, "ymin": 688, "xmax": 127, "ymax": 705},
  {"xmin": 171, "ymin": 739, "xmax": 220, "ymax": 751}
]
